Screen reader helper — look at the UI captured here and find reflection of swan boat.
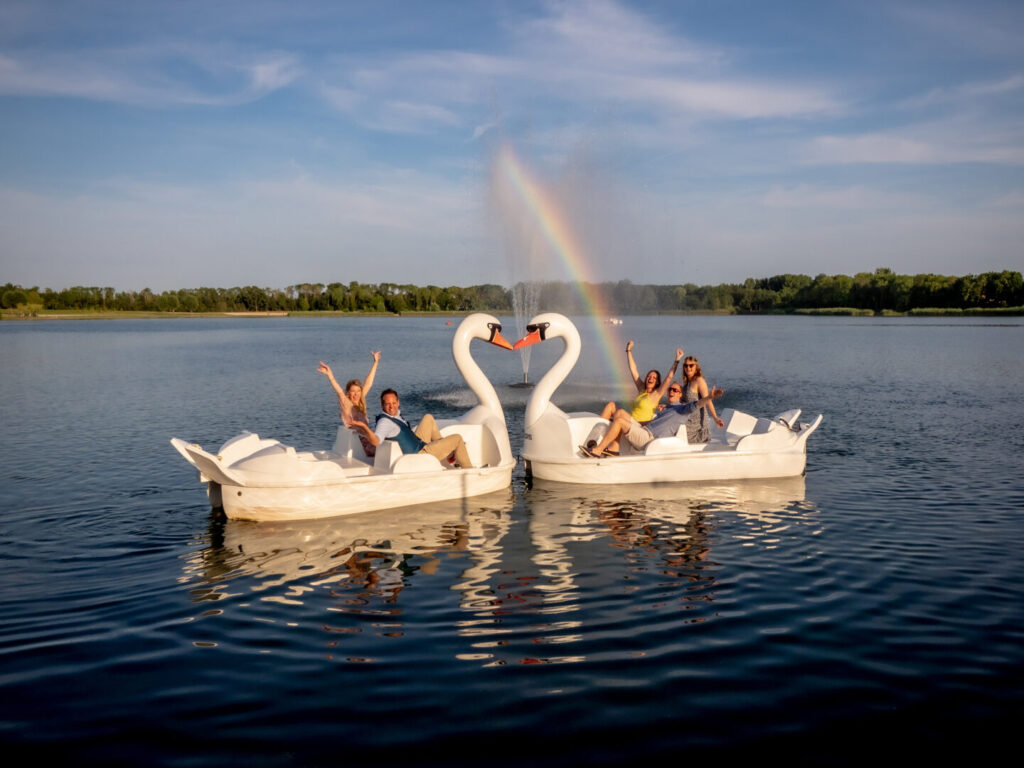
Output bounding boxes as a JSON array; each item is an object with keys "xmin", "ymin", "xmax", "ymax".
[
  {"xmin": 171, "ymin": 314, "xmax": 516, "ymax": 522},
  {"xmin": 529, "ymin": 475, "xmax": 807, "ymax": 525},
  {"xmin": 514, "ymin": 313, "xmax": 823, "ymax": 485},
  {"xmin": 186, "ymin": 500, "xmax": 513, "ymax": 590}
]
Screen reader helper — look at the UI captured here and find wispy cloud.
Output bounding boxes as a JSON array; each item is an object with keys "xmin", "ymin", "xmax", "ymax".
[
  {"xmin": 761, "ymin": 184, "xmax": 929, "ymax": 211},
  {"xmin": 0, "ymin": 45, "xmax": 300, "ymax": 106},
  {"xmin": 319, "ymin": 0, "xmax": 839, "ymax": 137},
  {"xmin": 903, "ymin": 73, "xmax": 1024, "ymax": 110},
  {"xmin": 514, "ymin": 0, "xmax": 715, "ymax": 71},
  {"xmin": 807, "ymin": 119, "xmax": 1024, "ymax": 166}
]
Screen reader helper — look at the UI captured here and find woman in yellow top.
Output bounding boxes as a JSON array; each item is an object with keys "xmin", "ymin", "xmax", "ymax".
[{"xmin": 600, "ymin": 341, "xmax": 683, "ymax": 423}]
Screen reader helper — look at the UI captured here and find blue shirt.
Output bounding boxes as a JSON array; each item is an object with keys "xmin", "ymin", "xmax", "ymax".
[{"xmin": 646, "ymin": 401, "xmax": 699, "ymax": 439}]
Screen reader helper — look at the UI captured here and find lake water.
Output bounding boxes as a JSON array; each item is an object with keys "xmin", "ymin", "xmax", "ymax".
[{"xmin": 1, "ymin": 315, "xmax": 1022, "ymax": 765}]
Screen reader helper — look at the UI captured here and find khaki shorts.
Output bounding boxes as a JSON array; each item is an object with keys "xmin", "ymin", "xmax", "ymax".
[{"xmin": 625, "ymin": 418, "xmax": 654, "ymax": 450}]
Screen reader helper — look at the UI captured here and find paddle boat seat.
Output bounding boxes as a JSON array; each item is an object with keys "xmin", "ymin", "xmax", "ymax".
[
  {"xmin": 331, "ymin": 426, "xmax": 369, "ymax": 460},
  {"xmin": 643, "ymin": 424, "xmax": 706, "ymax": 455},
  {"xmin": 369, "ymin": 440, "xmax": 443, "ymax": 474}
]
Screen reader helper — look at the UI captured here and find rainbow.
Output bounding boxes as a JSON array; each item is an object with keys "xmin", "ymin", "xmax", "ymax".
[{"xmin": 495, "ymin": 143, "xmax": 629, "ymax": 391}]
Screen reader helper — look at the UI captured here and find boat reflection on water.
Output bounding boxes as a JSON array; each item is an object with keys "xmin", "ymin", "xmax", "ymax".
[
  {"xmin": 183, "ymin": 492, "xmax": 515, "ymax": 608},
  {"xmin": 454, "ymin": 476, "xmax": 814, "ymax": 666},
  {"xmin": 181, "ymin": 477, "xmax": 814, "ymax": 666}
]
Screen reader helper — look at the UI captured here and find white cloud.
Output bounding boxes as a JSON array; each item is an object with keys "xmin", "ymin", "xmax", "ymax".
[
  {"xmin": 904, "ymin": 72, "xmax": 1024, "ymax": 109},
  {"xmin": 807, "ymin": 125, "xmax": 1024, "ymax": 166},
  {"xmin": 0, "ymin": 45, "xmax": 301, "ymax": 106},
  {"xmin": 319, "ymin": 0, "xmax": 840, "ymax": 137},
  {"xmin": 515, "ymin": 0, "xmax": 714, "ymax": 71},
  {"xmin": 623, "ymin": 75, "xmax": 837, "ymax": 118},
  {"xmin": 761, "ymin": 185, "xmax": 926, "ymax": 211}
]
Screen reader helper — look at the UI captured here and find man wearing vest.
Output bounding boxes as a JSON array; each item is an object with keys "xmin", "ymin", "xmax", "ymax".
[{"xmin": 348, "ymin": 388, "xmax": 474, "ymax": 468}]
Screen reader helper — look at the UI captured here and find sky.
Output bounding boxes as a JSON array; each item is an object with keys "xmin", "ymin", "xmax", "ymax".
[{"xmin": 1, "ymin": 0, "xmax": 1023, "ymax": 292}]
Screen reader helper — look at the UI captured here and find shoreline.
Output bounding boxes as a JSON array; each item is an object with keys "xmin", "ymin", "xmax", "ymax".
[{"xmin": 3, "ymin": 307, "xmax": 1022, "ymax": 322}]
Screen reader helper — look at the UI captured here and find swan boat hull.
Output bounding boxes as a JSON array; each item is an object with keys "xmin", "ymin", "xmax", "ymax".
[
  {"xmin": 174, "ymin": 413, "xmax": 515, "ymax": 521},
  {"xmin": 173, "ymin": 433, "xmax": 513, "ymax": 521},
  {"xmin": 523, "ymin": 407, "xmax": 822, "ymax": 485},
  {"xmin": 172, "ymin": 313, "xmax": 516, "ymax": 522},
  {"xmin": 513, "ymin": 312, "xmax": 822, "ymax": 486}
]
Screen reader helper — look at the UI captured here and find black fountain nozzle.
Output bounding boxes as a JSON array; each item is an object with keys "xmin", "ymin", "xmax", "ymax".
[{"xmin": 509, "ymin": 372, "xmax": 535, "ymax": 388}]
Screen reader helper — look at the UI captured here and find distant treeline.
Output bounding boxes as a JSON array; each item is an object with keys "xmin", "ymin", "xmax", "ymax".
[{"xmin": 3, "ymin": 269, "xmax": 1023, "ymax": 315}]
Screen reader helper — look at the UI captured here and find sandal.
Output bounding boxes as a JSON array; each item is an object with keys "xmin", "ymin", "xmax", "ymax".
[{"xmin": 579, "ymin": 444, "xmax": 600, "ymax": 458}]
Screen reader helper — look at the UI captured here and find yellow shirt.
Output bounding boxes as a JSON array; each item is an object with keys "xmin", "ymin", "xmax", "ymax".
[{"xmin": 630, "ymin": 391, "xmax": 656, "ymax": 423}]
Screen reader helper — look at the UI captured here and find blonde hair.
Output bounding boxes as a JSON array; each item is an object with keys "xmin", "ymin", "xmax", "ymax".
[{"xmin": 345, "ymin": 379, "xmax": 367, "ymax": 416}]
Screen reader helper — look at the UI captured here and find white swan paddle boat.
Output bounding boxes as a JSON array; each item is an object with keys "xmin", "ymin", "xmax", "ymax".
[
  {"xmin": 171, "ymin": 313, "xmax": 516, "ymax": 522},
  {"xmin": 513, "ymin": 313, "xmax": 823, "ymax": 485}
]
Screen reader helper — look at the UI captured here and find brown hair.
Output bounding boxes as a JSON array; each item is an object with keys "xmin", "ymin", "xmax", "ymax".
[{"xmin": 682, "ymin": 357, "xmax": 703, "ymax": 384}]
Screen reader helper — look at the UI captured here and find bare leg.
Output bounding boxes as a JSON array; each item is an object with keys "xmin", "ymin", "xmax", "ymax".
[
  {"xmin": 593, "ymin": 409, "xmax": 632, "ymax": 455},
  {"xmin": 600, "ymin": 401, "xmax": 617, "ymax": 420}
]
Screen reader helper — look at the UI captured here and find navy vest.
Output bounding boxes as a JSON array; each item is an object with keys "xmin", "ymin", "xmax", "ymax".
[{"xmin": 375, "ymin": 413, "xmax": 426, "ymax": 454}]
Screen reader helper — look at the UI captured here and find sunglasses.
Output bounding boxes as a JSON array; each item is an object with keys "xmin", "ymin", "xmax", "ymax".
[
  {"xmin": 668, "ymin": 387, "xmax": 682, "ymax": 393},
  {"xmin": 683, "ymin": 363, "xmax": 697, "ymax": 368}
]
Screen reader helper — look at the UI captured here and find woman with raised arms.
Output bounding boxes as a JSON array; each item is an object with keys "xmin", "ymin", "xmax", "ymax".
[{"xmin": 318, "ymin": 350, "xmax": 381, "ymax": 457}]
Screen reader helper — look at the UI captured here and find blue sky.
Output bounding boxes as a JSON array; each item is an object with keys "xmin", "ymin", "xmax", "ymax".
[{"xmin": 1, "ymin": 0, "xmax": 1022, "ymax": 291}]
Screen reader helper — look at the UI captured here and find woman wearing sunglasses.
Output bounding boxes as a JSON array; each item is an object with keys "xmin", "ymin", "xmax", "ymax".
[{"xmin": 680, "ymin": 356, "xmax": 724, "ymax": 443}]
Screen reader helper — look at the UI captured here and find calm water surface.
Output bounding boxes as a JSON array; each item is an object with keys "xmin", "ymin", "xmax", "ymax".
[{"xmin": 1, "ymin": 315, "xmax": 1022, "ymax": 765}]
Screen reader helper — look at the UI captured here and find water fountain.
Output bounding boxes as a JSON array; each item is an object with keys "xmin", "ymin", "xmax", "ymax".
[{"xmin": 509, "ymin": 280, "xmax": 538, "ymax": 388}]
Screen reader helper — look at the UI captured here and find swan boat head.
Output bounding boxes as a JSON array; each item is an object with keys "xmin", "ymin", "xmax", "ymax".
[
  {"xmin": 452, "ymin": 312, "xmax": 513, "ymax": 415},
  {"xmin": 451, "ymin": 313, "xmax": 516, "ymax": 464},
  {"xmin": 513, "ymin": 313, "xmax": 585, "ymax": 459}
]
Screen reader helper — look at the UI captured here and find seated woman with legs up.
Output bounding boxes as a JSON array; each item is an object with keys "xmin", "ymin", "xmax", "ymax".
[
  {"xmin": 583, "ymin": 386, "xmax": 725, "ymax": 458},
  {"xmin": 593, "ymin": 341, "xmax": 682, "ymax": 454},
  {"xmin": 318, "ymin": 350, "xmax": 381, "ymax": 458}
]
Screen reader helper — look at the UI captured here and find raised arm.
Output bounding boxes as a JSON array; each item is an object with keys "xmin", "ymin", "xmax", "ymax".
[
  {"xmin": 317, "ymin": 361, "xmax": 355, "ymax": 424},
  {"xmin": 651, "ymin": 348, "xmax": 683, "ymax": 403},
  {"xmin": 696, "ymin": 376, "xmax": 725, "ymax": 428},
  {"xmin": 626, "ymin": 341, "xmax": 643, "ymax": 391},
  {"xmin": 362, "ymin": 350, "xmax": 381, "ymax": 400}
]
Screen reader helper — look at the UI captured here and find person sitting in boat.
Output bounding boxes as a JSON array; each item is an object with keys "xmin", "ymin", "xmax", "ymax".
[
  {"xmin": 318, "ymin": 351, "xmax": 381, "ymax": 457},
  {"xmin": 348, "ymin": 388, "xmax": 475, "ymax": 469},
  {"xmin": 680, "ymin": 355, "xmax": 725, "ymax": 442},
  {"xmin": 592, "ymin": 341, "xmax": 682, "ymax": 454},
  {"xmin": 600, "ymin": 341, "xmax": 683, "ymax": 424},
  {"xmin": 582, "ymin": 386, "xmax": 725, "ymax": 458}
]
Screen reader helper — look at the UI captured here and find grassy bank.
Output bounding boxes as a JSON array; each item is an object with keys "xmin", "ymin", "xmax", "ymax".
[
  {"xmin": 795, "ymin": 306, "xmax": 1024, "ymax": 317},
  {"xmin": 5, "ymin": 306, "xmax": 1023, "ymax": 321}
]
